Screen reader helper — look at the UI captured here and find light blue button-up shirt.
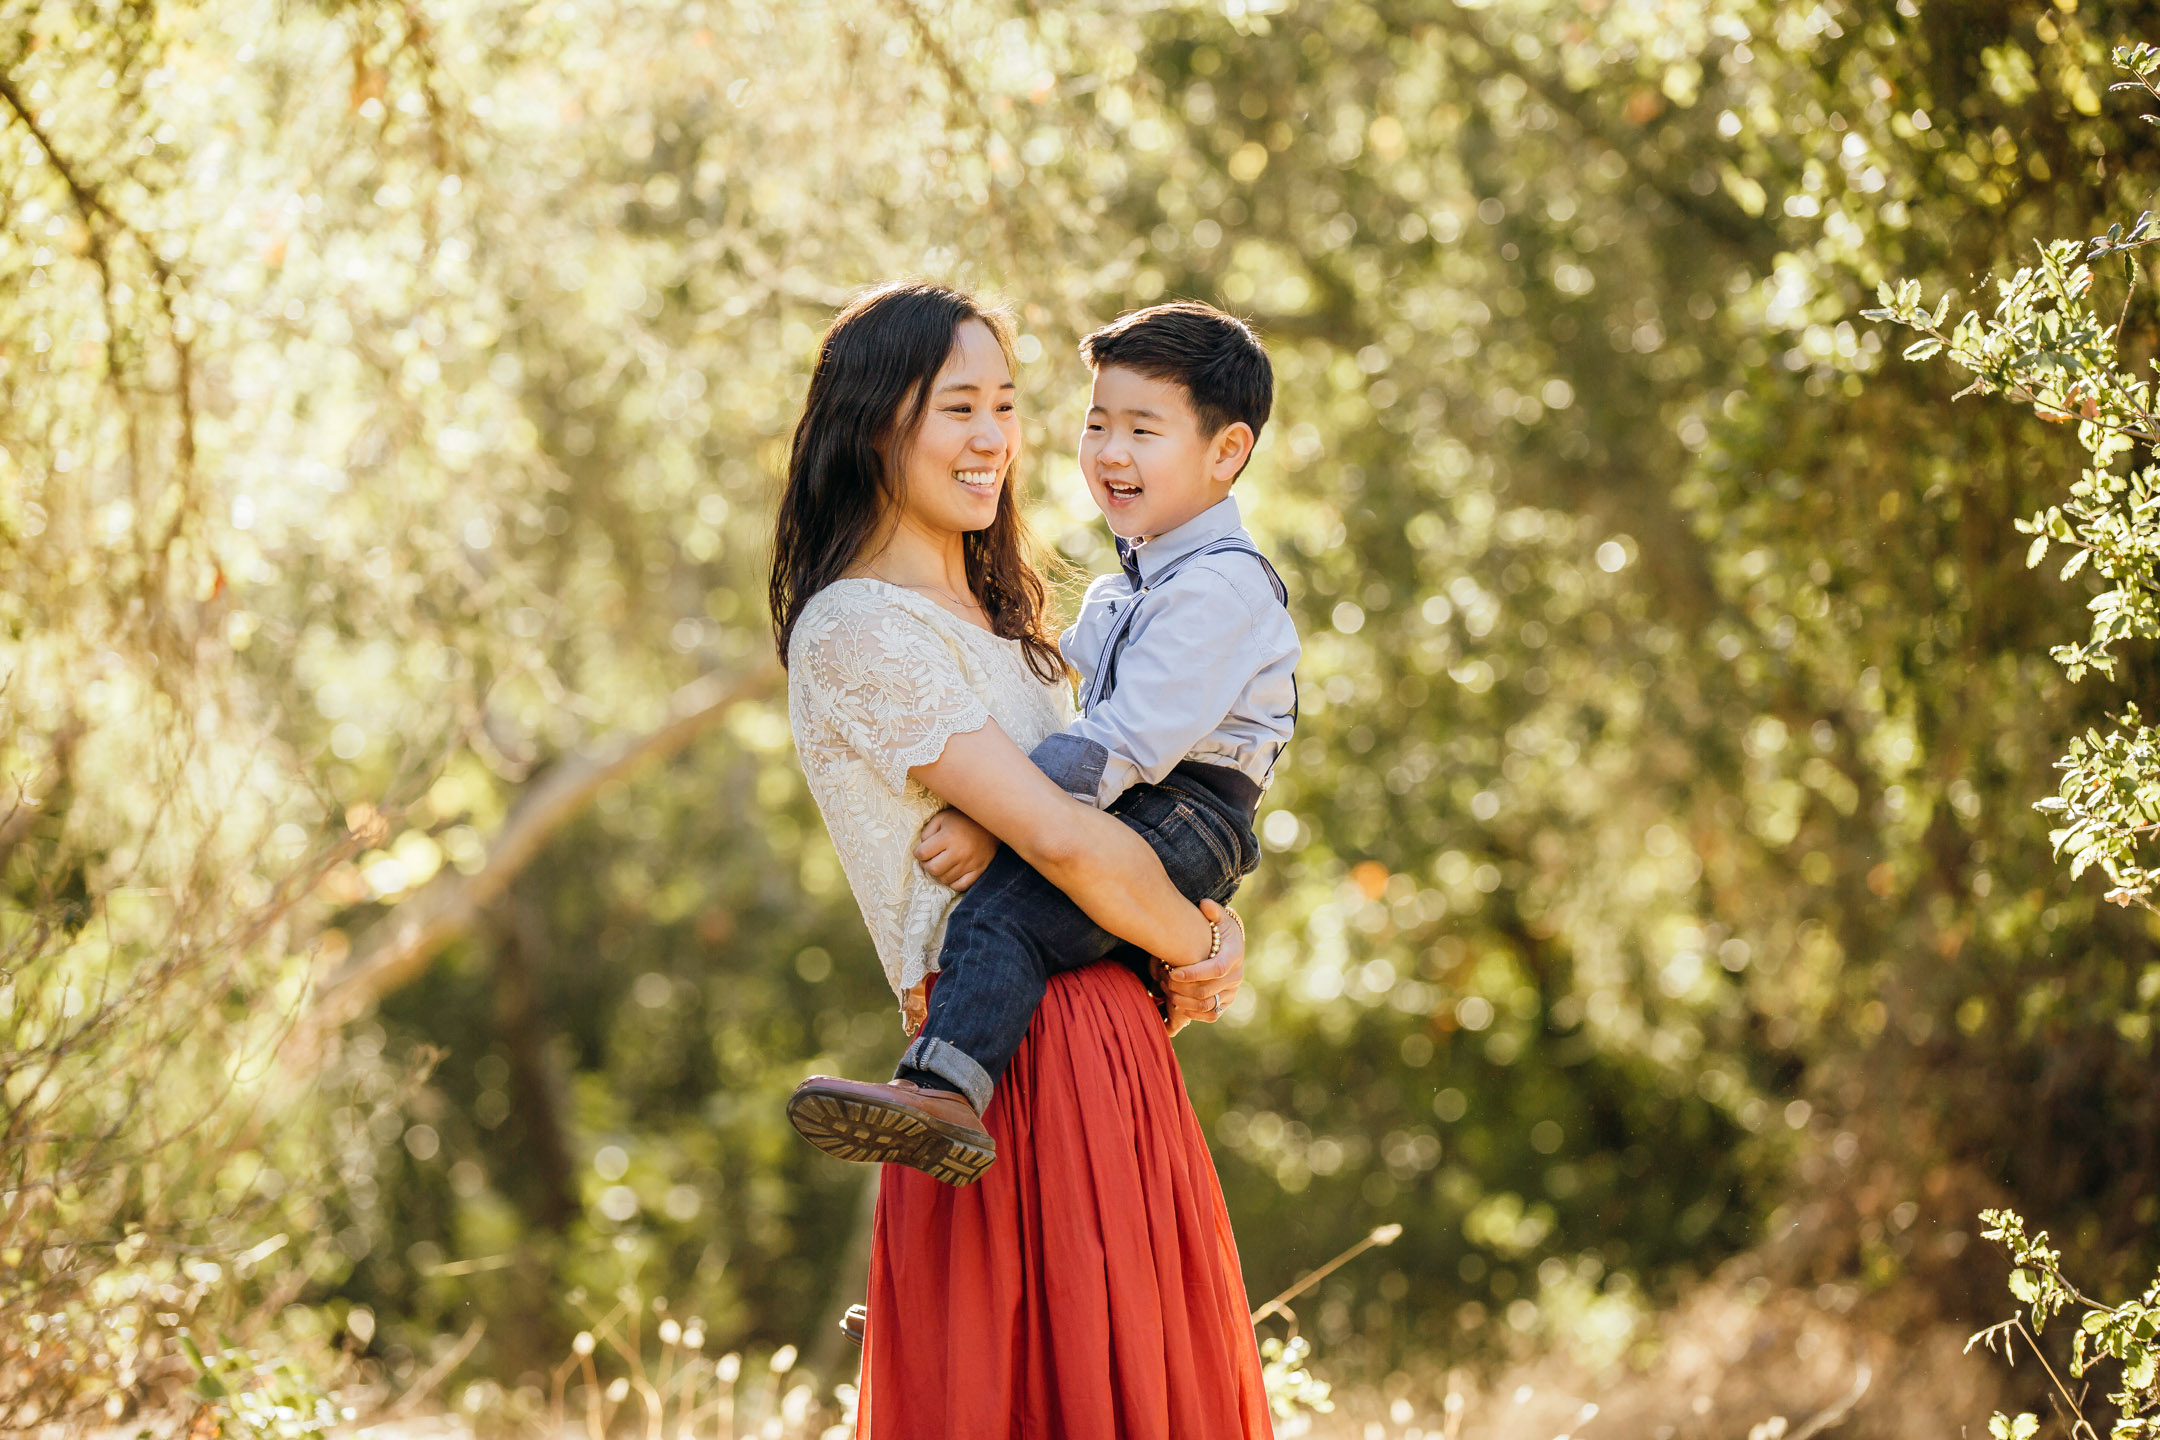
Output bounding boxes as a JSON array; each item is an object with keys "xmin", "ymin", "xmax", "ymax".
[{"xmin": 1030, "ymin": 495, "xmax": 1300, "ymax": 810}]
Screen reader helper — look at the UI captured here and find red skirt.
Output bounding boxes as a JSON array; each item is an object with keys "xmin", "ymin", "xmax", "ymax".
[{"xmin": 856, "ymin": 961, "xmax": 1273, "ymax": 1438}]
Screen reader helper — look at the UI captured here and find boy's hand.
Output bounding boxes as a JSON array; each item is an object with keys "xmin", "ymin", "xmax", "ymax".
[
  {"xmin": 915, "ymin": 807, "xmax": 998, "ymax": 893},
  {"xmin": 1159, "ymin": 900, "xmax": 1245, "ymax": 1032}
]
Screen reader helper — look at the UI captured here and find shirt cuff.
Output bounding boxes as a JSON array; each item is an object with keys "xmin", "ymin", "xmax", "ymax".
[
  {"xmin": 1030, "ymin": 733, "xmax": 1110, "ymax": 807},
  {"xmin": 1093, "ymin": 752, "xmax": 1143, "ymax": 810}
]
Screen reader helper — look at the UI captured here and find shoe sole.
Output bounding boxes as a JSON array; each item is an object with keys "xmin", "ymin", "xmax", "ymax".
[{"xmin": 786, "ymin": 1086, "xmax": 994, "ymax": 1185}]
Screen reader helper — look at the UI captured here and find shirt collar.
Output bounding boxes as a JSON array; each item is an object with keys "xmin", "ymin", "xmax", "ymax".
[{"xmin": 1113, "ymin": 495, "xmax": 1243, "ymax": 588}]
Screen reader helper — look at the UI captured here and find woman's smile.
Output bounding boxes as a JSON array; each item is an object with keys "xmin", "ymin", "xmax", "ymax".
[{"xmin": 888, "ymin": 316, "xmax": 1022, "ymax": 534}]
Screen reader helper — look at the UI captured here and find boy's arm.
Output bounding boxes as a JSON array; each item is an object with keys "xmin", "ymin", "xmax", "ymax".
[{"xmin": 1032, "ymin": 562, "xmax": 1298, "ymax": 807}]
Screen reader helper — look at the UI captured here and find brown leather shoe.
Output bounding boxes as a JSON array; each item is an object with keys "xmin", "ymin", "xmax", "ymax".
[
  {"xmin": 840, "ymin": 1303, "xmax": 867, "ymax": 1347},
  {"xmin": 786, "ymin": 1076, "xmax": 996, "ymax": 1185}
]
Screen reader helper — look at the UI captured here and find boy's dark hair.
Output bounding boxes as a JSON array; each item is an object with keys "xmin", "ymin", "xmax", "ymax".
[{"xmin": 1080, "ymin": 301, "xmax": 1273, "ymax": 445}]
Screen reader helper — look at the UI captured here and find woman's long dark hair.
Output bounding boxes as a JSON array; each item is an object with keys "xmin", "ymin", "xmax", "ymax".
[{"xmin": 769, "ymin": 281, "xmax": 1064, "ymax": 682}]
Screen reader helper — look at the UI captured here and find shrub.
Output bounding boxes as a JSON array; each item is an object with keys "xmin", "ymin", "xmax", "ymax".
[
  {"xmin": 1865, "ymin": 42, "xmax": 2160, "ymax": 911},
  {"xmin": 1970, "ymin": 1209, "xmax": 2160, "ymax": 1439}
]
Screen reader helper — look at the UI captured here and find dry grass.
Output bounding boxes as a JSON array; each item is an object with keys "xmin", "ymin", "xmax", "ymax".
[
  {"xmin": 77, "ymin": 1220, "xmax": 2018, "ymax": 1440},
  {"xmin": 532, "ymin": 1289, "xmax": 854, "ymax": 1440},
  {"xmin": 296, "ymin": 1245, "xmax": 2010, "ymax": 1440},
  {"xmin": 1300, "ymin": 1263, "xmax": 2006, "ymax": 1440}
]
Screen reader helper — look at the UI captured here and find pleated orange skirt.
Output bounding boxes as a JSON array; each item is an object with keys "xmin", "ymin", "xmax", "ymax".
[{"xmin": 856, "ymin": 961, "xmax": 1273, "ymax": 1438}]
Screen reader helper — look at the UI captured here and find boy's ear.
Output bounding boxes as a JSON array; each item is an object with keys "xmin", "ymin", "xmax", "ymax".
[{"xmin": 1209, "ymin": 422, "xmax": 1256, "ymax": 486}]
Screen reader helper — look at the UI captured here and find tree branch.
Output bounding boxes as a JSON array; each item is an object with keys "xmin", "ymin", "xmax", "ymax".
[
  {"xmin": 0, "ymin": 713, "xmax": 82, "ymax": 874},
  {"xmin": 0, "ymin": 66, "xmax": 198, "ymax": 526},
  {"xmin": 1426, "ymin": 8, "xmax": 1784, "ymax": 263},
  {"xmin": 311, "ymin": 661, "xmax": 779, "ymax": 1021}
]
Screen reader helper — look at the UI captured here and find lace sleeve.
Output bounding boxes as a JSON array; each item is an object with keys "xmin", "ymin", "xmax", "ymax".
[{"xmin": 791, "ymin": 596, "xmax": 992, "ymax": 795}]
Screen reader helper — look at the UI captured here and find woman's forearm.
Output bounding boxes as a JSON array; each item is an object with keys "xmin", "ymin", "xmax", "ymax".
[
  {"xmin": 911, "ymin": 720, "xmax": 1217, "ymax": 965},
  {"xmin": 1023, "ymin": 805, "xmax": 1216, "ymax": 965}
]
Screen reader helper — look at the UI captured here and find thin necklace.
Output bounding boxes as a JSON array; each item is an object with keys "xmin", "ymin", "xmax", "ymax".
[{"xmin": 870, "ymin": 571, "xmax": 984, "ymax": 614}]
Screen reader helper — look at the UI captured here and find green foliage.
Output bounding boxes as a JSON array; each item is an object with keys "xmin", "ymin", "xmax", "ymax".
[
  {"xmin": 1973, "ymin": 1209, "xmax": 2160, "ymax": 1439},
  {"xmin": 11, "ymin": 0, "xmax": 2160, "ymax": 1411},
  {"xmin": 1864, "ymin": 47, "xmax": 2160, "ymax": 905},
  {"xmin": 1257, "ymin": 1333, "xmax": 1334, "ymax": 1424},
  {"xmin": 180, "ymin": 1337, "xmax": 352, "ymax": 1440}
]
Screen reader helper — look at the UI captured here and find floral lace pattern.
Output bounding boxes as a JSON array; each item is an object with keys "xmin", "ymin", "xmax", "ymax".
[{"xmin": 787, "ymin": 579, "xmax": 1073, "ymax": 1000}]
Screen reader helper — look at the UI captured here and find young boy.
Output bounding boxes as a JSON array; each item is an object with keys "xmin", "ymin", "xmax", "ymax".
[{"xmin": 787, "ymin": 301, "xmax": 1300, "ymax": 1184}]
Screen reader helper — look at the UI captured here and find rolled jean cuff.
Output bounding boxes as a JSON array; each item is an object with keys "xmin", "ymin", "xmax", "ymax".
[{"xmin": 896, "ymin": 1035, "xmax": 994, "ymax": 1114}]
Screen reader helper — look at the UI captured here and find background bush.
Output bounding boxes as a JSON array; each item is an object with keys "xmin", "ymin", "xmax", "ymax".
[{"xmin": 7, "ymin": 0, "xmax": 2160, "ymax": 1421}]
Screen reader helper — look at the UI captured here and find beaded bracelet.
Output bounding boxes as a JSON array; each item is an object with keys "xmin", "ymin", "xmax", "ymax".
[{"xmin": 1199, "ymin": 906, "xmax": 1247, "ymax": 965}]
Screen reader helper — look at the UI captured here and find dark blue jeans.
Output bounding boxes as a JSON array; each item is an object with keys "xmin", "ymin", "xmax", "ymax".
[{"xmin": 895, "ymin": 767, "xmax": 1259, "ymax": 1112}]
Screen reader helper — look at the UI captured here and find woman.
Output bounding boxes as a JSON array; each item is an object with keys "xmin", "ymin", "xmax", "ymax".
[{"xmin": 770, "ymin": 281, "xmax": 1273, "ymax": 1437}]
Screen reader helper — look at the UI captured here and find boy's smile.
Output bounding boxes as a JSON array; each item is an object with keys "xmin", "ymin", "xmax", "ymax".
[{"xmin": 1080, "ymin": 365, "xmax": 1253, "ymax": 541}]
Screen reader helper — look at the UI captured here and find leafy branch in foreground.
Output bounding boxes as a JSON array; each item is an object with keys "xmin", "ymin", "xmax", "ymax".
[
  {"xmin": 1967, "ymin": 1209, "xmax": 2160, "ymax": 1439},
  {"xmin": 1863, "ymin": 42, "xmax": 2160, "ymax": 907},
  {"xmin": 180, "ymin": 1338, "xmax": 352, "ymax": 1440},
  {"xmin": 1247, "ymin": 1223, "xmax": 1401, "ymax": 1424}
]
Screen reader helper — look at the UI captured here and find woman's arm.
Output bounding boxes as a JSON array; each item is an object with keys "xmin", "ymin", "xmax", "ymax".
[
  {"xmin": 911, "ymin": 719, "xmax": 1223, "ymax": 968},
  {"xmin": 916, "ymin": 801, "xmax": 1247, "ymax": 1031}
]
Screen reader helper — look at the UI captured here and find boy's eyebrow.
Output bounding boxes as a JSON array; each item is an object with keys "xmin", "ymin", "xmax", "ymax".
[{"xmin": 1086, "ymin": 403, "xmax": 1167, "ymax": 419}]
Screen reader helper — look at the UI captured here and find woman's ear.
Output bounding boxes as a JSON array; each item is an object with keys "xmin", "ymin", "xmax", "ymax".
[{"xmin": 1210, "ymin": 422, "xmax": 1255, "ymax": 485}]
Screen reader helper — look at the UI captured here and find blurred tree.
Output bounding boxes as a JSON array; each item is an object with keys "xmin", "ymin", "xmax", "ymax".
[
  {"xmin": 12, "ymin": 0, "xmax": 2160, "ymax": 1414},
  {"xmin": 1096, "ymin": 0, "xmax": 2160, "ymax": 1369}
]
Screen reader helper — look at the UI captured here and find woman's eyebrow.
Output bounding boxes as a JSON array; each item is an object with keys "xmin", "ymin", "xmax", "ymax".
[{"xmin": 936, "ymin": 378, "xmax": 1018, "ymax": 395}]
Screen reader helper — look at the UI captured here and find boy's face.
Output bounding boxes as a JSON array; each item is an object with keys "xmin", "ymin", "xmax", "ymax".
[{"xmin": 1079, "ymin": 365, "xmax": 1253, "ymax": 541}]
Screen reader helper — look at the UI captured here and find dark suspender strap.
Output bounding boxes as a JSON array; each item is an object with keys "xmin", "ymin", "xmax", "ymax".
[
  {"xmin": 1081, "ymin": 536, "xmax": 1299, "ymax": 791},
  {"xmin": 1090, "ymin": 540, "xmax": 1293, "ymax": 708}
]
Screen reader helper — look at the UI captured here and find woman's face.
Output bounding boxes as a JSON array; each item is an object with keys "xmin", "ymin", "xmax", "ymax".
[{"xmin": 888, "ymin": 319, "xmax": 1021, "ymax": 538}]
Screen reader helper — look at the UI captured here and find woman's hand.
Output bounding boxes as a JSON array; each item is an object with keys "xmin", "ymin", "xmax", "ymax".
[
  {"xmin": 1158, "ymin": 900, "xmax": 1244, "ymax": 1033},
  {"xmin": 915, "ymin": 807, "xmax": 998, "ymax": 892}
]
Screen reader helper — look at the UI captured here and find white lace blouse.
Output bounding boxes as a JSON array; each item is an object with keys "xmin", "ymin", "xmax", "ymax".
[{"xmin": 786, "ymin": 579, "xmax": 1074, "ymax": 1001}]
